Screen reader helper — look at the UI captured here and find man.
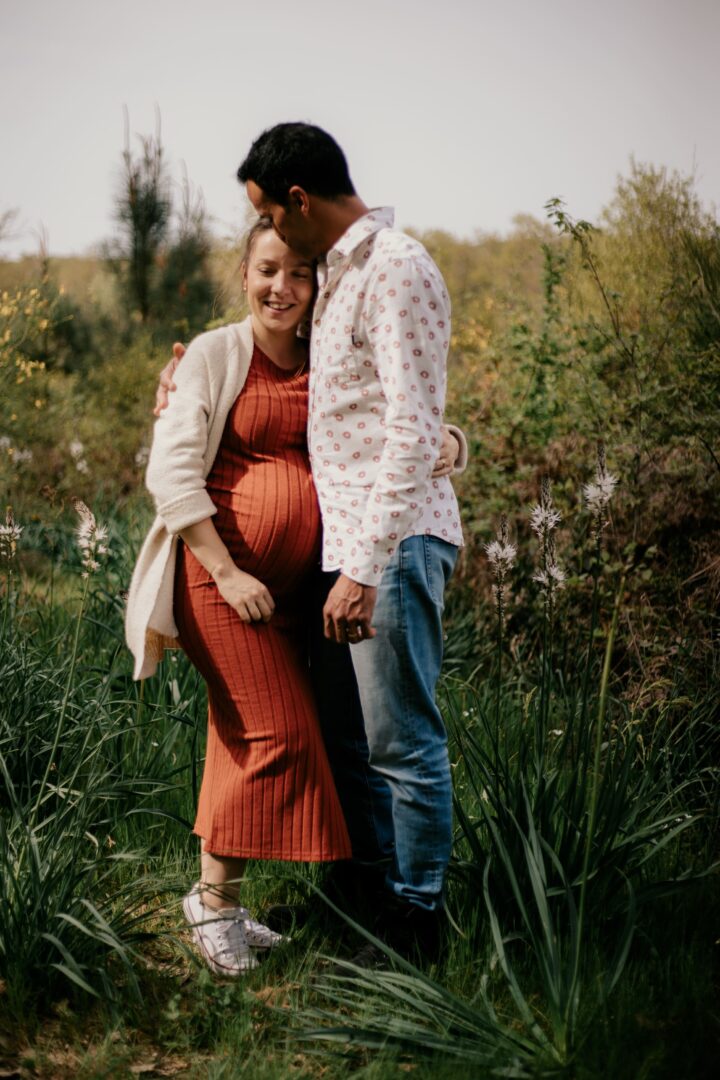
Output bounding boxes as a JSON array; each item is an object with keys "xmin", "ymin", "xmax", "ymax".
[
  {"xmin": 239, "ymin": 123, "xmax": 463, "ymax": 961},
  {"xmin": 160, "ymin": 123, "xmax": 464, "ymax": 963}
]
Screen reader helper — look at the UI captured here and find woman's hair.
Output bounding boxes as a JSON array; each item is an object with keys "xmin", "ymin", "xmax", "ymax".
[{"xmin": 240, "ymin": 216, "xmax": 274, "ymax": 268}]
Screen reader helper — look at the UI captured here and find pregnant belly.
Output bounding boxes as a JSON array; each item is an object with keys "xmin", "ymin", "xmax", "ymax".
[{"xmin": 208, "ymin": 458, "xmax": 321, "ymax": 592}]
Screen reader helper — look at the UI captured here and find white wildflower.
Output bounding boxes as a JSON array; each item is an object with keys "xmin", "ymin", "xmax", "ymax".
[
  {"xmin": 69, "ymin": 439, "xmax": 90, "ymax": 475},
  {"xmin": 583, "ymin": 474, "xmax": 618, "ymax": 508},
  {"xmin": 10, "ymin": 447, "xmax": 33, "ymax": 466},
  {"xmin": 0, "ymin": 436, "xmax": 12, "ymax": 452},
  {"xmin": 533, "ymin": 524, "xmax": 565, "ymax": 604},
  {"xmin": 0, "ymin": 506, "xmax": 23, "ymax": 560},
  {"xmin": 485, "ymin": 514, "xmax": 516, "ymax": 621},
  {"xmin": 533, "ymin": 565, "xmax": 567, "ymax": 590},
  {"xmin": 73, "ymin": 498, "xmax": 110, "ymax": 577},
  {"xmin": 530, "ymin": 478, "xmax": 565, "ymax": 606},
  {"xmin": 135, "ymin": 444, "xmax": 150, "ymax": 468},
  {"xmin": 485, "ymin": 539, "xmax": 518, "ymax": 570},
  {"xmin": 584, "ymin": 442, "xmax": 619, "ymax": 541},
  {"xmin": 529, "ymin": 503, "xmax": 562, "ymax": 537}
]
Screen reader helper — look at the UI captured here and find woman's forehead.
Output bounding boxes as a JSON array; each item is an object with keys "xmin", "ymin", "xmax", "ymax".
[{"xmin": 251, "ymin": 230, "xmax": 312, "ymax": 267}]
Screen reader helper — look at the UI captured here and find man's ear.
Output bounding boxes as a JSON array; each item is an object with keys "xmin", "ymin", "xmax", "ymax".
[{"xmin": 288, "ymin": 185, "xmax": 310, "ymax": 216}]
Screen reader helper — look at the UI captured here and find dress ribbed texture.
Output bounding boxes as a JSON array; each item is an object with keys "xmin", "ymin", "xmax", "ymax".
[{"xmin": 174, "ymin": 345, "xmax": 351, "ymax": 861}]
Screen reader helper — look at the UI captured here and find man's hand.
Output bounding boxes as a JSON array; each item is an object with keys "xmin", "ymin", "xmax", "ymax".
[
  {"xmin": 432, "ymin": 425, "xmax": 460, "ymax": 478},
  {"xmin": 323, "ymin": 574, "xmax": 378, "ymax": 644},
  {"xmin": 213, "ymin": 562, "xmax": 275, "ymax": 623},
  {"xmin": 153, "ymin": 342, "xmax": 186, "ymax": 416}
]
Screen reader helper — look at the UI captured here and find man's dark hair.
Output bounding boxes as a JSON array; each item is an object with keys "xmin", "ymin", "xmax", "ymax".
[{"xmin": 237, "ymin": 123, "xmax": 356, "ymax": 206}]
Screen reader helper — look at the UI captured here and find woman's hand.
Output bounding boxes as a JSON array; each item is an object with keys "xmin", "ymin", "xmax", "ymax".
[
  {"xmin": 432, "ymin": 425, "xmax": 460, "ymax": 478},
  {"xmin": 153, "ymin": 343, "xmax": 186, "ymax": 416},
  {"xmin": 178, "ymin": 519, "xmax": 274, "ymax": 623},
  {"xmin": 213, "ymin": 562, "xmax": 275, "ymax": 623}
]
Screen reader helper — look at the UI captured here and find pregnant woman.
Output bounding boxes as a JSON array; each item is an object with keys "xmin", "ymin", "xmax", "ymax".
[{"xmin": 126, "ymin": 218, "xmax": 351, "ymax": 976}]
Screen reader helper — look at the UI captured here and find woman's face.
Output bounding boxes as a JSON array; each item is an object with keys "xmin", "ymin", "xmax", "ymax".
[{"xmin": 243, "ymin": 229, "xmax": 314, "ymax": 336}]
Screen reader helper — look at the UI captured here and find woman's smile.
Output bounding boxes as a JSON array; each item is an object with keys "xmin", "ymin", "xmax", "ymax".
[{"xmin": 244, "ymin": 230, "xmax": 315, "ymax": 337}]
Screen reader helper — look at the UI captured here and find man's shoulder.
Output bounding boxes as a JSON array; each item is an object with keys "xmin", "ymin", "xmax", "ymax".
[
  {"xmin": 366, "ymin": 228, "xmax": 448, "ymax": 303},
  {"xmin": 368, "ymin": 229, "xmax": 446, "ymax": 291},
  {"xmin": 372, "ymin": 227, "xmax": 434, "ymax": 265}
]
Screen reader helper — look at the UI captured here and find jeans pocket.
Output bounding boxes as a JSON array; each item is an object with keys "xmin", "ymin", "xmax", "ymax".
[{"xmin": 423, "ymin": 537, "xmax": 458, "ymax": 607}]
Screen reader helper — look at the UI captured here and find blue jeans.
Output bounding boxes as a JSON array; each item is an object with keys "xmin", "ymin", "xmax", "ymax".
[{"xmin": 311, "ymin": 535, "xmax": 457, "ymax": 911}]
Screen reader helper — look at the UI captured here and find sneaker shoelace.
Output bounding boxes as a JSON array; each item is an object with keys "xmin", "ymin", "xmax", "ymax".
[{"xmin": 212, "ymin": 912, "xmax": 256, "ymax": 971}]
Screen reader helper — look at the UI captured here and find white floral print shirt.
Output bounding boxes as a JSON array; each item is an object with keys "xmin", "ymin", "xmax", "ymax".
[{"xmin": 309, "ymin": 208, "xmax": 463, "ymax": 586}]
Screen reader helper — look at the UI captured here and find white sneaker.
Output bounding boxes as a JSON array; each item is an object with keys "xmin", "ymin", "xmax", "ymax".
[
  {"xmin": 182, "ymin": 884, "xmax": 287, "ymax": 977},
  {"xmin": 182, "ymin": 886, "xmax": 258, "ymax": 976}
]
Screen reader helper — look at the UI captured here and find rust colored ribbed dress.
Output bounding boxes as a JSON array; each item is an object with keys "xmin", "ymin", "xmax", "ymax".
[{"xmin": 174, "ymin": 344, "xmax": 351, "ymax": 861}]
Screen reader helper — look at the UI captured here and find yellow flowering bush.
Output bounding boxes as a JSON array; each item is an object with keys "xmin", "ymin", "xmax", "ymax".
[{"xmin": 0, "ymin": 286, "xmax": 50, "ymax": 393}]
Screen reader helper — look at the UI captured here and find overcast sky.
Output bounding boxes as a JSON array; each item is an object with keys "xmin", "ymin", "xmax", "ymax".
[{"xmin": 1, "ymin": 0, "xmax": 718, "ymax": 258}]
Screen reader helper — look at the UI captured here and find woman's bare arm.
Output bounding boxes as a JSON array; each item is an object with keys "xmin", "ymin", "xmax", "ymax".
[{"xmin": 179, "ymin": 518, "xmax": 274, "ymax": 623}]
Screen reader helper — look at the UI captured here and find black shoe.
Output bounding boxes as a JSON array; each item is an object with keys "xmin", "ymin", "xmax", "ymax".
[
  {"xmin": 379, "ymin": 896, "xmax": 443, "ymax": 964},
  {"xmin": 330, "ymin": 897, "xmax": 444, "ymax": 974},
  {"xmin": 327, "ymin": 940, "xmax": 388, "ymax": 976}
]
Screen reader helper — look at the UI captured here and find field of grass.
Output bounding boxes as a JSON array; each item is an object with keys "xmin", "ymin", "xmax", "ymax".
[{"xmin": 0, "ymin": 492, "xmax": 717, "ymax": 1079}]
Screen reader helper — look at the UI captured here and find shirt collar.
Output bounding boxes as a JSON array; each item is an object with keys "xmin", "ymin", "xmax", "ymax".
[{"xmin": 326, "ymin": 207, "xmax": 395, "ymax": 267}]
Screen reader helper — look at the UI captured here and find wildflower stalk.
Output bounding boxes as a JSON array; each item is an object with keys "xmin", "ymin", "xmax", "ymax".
[
  {"xmin": 568, "ymin": 569, "xmax": 626, "ymax": 1039},
  {"xmin": 2, "ymin": 564, "xmax": 10, "ymax": 639},
  {"xmin": 579, "ymin": 443, "xmax": 619, "ymax": 732},
  {"xmin": 1, "ymin": 506, "xmax": 23, "ymax": 638},
  {"xmin": 530, "ymin": 479, "xmax": 564, "ymax": 751},
  {"xmin": 485, "ymin": 516, "xmax": 516, "ymax": 784}
]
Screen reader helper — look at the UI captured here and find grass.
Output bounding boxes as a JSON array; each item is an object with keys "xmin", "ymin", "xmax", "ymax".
[{"xmin": 0, "ymin": 505, "xmax": 718, "ymax": 1078}]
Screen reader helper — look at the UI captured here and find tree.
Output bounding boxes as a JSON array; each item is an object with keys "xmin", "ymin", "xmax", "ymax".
[
  {"xmin": 106, "ymin": 111, "xmax": 215, "ymax": 335},
  {"xmin": 111, "ymin": 108, "xmax": 171, "ymax": 324},
  {"xmin": 155, "ymin": 167, "xmax": 215, "ymax": 338}
]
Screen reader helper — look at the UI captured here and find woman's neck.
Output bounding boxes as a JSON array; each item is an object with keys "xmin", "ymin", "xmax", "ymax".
[{"xmin": 250, "ymin": 319, "xmax": 307, "ymax": 370}]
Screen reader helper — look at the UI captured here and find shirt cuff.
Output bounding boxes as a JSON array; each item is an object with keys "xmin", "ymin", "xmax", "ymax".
[{"xmin": 343, "ymin": 545, "xmax": 394, "ymax": 587}]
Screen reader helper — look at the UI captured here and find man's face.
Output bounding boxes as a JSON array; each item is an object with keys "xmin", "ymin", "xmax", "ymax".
[{"xmin": 246, "ymin": 180, "xmax": 325, "ymax": 261}]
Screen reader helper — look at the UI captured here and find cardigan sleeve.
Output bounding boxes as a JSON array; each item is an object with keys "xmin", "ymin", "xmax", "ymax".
[{"xmin": 144, "ymin": 333, "xmax": 219, "ymax": 534}]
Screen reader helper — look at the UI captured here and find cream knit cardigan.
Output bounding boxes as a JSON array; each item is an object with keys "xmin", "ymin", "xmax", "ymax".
[{"xmin": 125, "ymin": 318, "xmax": 255, "ymax": 680}]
